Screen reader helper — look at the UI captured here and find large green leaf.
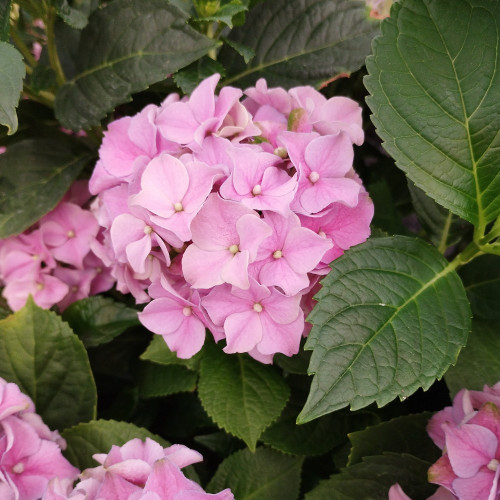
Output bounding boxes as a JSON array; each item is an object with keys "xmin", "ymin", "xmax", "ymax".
[
  {"xmin": 62, "ymin": 296, "xmax": 140, "ymax": 347},
  {"xmin": 138, "ymin": 362, "xmax": 197, "ymax": 397},
  {"xmin": 0, "ymin": 298, "xmax": 96, "ymax": 430},
  {"xmin": 298, "ymin": 236, "xmax": 470, "ymax": 423},
  {"xmin": 348, "ymin": 413, "xmax": 439, "ymax": 466},
  {"xmin": 198, "ymin": 343, "xmax": 289, "ymax": 450},
  {"xmin": 221, "ymin": 0, "xmax": 379, "ymax": 88},
  {"xmin": 0, "ymin": 138, "xmax": 92, "ymax": 237},
  {"xmin": 208, "ymin": 447, "xmax": 303, "ymax": 500},
  {"xmin": 445, "ymin": 319, "xmax": 500, "ymax": 396},
  {"xmin": 62, "ymin": 419, "xmax": 168, "ymax": 470},
  {"xmin": 365, "ymin": 0, "xmax": 500, "ymax": 228},
  {"xmin": 304, "ymin": 453, "xmax": 435, "ymax": 500},
  {"xmin": 0, "ymin": 42, "xmax": 25, "ymax": 135},
  {"xmin": 54, "ymin": 0, "xmax": 218, "ymax": 130}
]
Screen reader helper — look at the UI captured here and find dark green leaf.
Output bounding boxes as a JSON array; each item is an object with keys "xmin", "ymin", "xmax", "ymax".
[
  {"xmin": 54, "ymin": 0, "xmax": 218, "ymax": 130},
  {"xmin": 138, "ymin": 362, "xmax": 197, "ymax": 397},
  {"xmin": 0, "ymin": 298, "xmax": 96, "ymax": 430},
  {"xmin": 140, "ymin": 334, "xmax": 202, "ymax": 371},
  {"xmin": 0, "ymin": 0, "xmax": 11, "ymax": 41},
  {"xmin": 445, "ymin": 319, "xmax": 500, "ymax": 396},
  {"xmin": 304, "ymin": 453, "xmax": 435, "ymax": 500},
  {"xmin": 460, "ymin": 254, "xmax": 500, "ymax": 320},
  {"xmin": 0, "ymin": 42, "xmax": 25, "ymax": 135},
  {"xmin": 62, "ymin": 419, "xmax": 168, "ymax": 469},
  {"xmin": 198, "ymin": 343, "xmax": 289, "ymax": 450},
  {"xmin": 62, "ymin": 296, "xmax": 139, "ymax": 347},
  {"xmin": 54, "ymin": 0, "xmax": 89, "ymax": 29},
  {"xmin": 0, "ymin": 138, "xmax": 92, "ymax": 237},
  {"xmin": 368, "ymin": 180, "xmax": 407, "ymax": 236},
  {"xmin": 221, "ymin": 37, "xmax": 255, "ymax": 64},
  {"xmin": 348, "ymin": 413, "xmax": 439, "ymax": 466},
  {"xmin": 221, "ymin": 0, "xmax": 379, "ymax": 88},
  {"xmin": 365, "ymin": 0, "xmax": 500, "ymax": 227},
  {"xmin": 174, "ymin": 56, "xmax": 226, "ymax": 94},
  {"xmin": 30, "ymin": 65, "xmax": 57, "ymax": 93},
  {"xmin": 274, "ymin": 347, "xmax": 311, "ymax": 375},
  {"xmin": 262, "ymin": 395, "xmax": 377, "ymax": 456},
  {"xmin": 298, "ymin": 236, "xmax": 470, "ymax": 422},
  {"xmin": 208, "ymin": 447, "xmax": 303, "ymax": 500}
]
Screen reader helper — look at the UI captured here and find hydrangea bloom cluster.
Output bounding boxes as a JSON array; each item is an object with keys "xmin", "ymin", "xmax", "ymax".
[
  {"xmin": 89, "ymin": 74, "xmax": 373, "ymax": 363},
  {"xmin": 42, "ymin": 437, "xmax": 234, "ymax": 500},
  {"xmin": 390, "ymin": 382, "xmax": 500, "ymax": 500},
  {"xmin": 0, "ymin": 181, "xmax": 114, "ymax": 312},
  {"xmin": 0, "ymin": 377, "xmax": 79, "ymax": 499}
]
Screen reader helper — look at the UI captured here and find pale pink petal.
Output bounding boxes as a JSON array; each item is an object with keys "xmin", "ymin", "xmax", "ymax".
[
  {"xmin": 163, "ymin": 444, "xmax": 203, "ymax": 468},
  {"xmin": 223, "ymin": 310, "xmax": 263, "ymax": 353},
  {"xmin": 300, "ymin": 176, "xmax": 361, "ymax": 212},
  {"xmin": 452, "ymin": 469, "xmax": 496, "ymax": 500},
  {"xmin": 182, "ymin": 246, "xmax": 229, "ymax": 289},
  {"xmin": 388, "ymin": 483, "xmax": 412, "ymax": 500}
]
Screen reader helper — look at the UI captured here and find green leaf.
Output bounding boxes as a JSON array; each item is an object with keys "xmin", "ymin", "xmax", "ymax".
[
  {"xmin": 408, "ymin": 182, "xmax": 472, "ymax": 250},
  {"xmin": 0, "ymin": 42, "xmax": 25, "ymax": 135},
  {"xmin": 198, "ymin": 343, "xmax": 290, "ymax": 450},
  {"xmin": 298, "ymin": 236, "xmax": 470, "ymax": 423},
  {"xmin": 0, "ymin": 138, "xmax": 92, "ymax": 237},
  {"xmin": 138, "ymin": 362, "xmax": 197, "ymax": 397},
  {"xmin": 0, "ymin": 298, "xmax": 96, "ymax": 430},
  {"xmin": 54, "ymin": 0, "xmax": 89, "ymax": 29},
  {"xmin": 0, "ymin": 0, "xmax": 11, "ymax": 41},
  {"xmin": 198, "ymin": 0, "xmax": 248, "ymax": 28},
  {"xmin": 54, "ymin": 0, "xmax": 218, "ymax": 130},
  {"xmin": 208, "ymin": 447, "xmax": 304, "ymax": 500},
  {"xmin": 140, "ymin": 334, "xmax": 202, "ymax": 371},
  {"xmin": 221, "ymin": 37, "xmax": 255, "ymax": 64},
  {"xmin": 262, "ymin": 395, "xmax": 377, "ymax": 456},
  {"xmin": 460, "ymin": 254, "xmax": 500, "ymax": 320},
  {"xmin": 221, "ymin": 0, "xmax": 379, "ymax": 88},
  {"xmin": 62, "ymin": 296, "xmax": 140, "ymax": 348},
  {"xmin": 445, "ymin": 319, "xmax": 500, "ymax": 396},
  {"xmin": 30, "ymin": 65, "xmax": 57, "ymax": 93},
  {"xmin": 304, "ymin": 453, "xmax": 435, "ymax": 500},
  {"xmin": 62, "ymin": 419, "xmax": 168, "ymax": 470},
  {"xmin": 348, "ymin": 413, "xmax": 439, "ymax": 466},
  {"xmin": 174, "ymin": 56, "xmax": 226, "ymax": 94},
  {"xmin": 365, "ymin": 0, "xmax": 500, "ymax": 228}
]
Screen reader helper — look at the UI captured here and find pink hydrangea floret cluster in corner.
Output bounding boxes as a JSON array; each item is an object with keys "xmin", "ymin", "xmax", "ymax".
[
  {"xmin": 0, "ymin": 181, "xmax": 115, "ymax": 312},
  {"xmin": 389, "ymin": 382, "xmax": 500, "ymax": 500},
  {"xmin": 89, "ymin": 73, "xmax": 374, "ymax": 363},
  {"xmin": 0, "ymin": 377, "xmax": 79, "ymax": 499},
  {"xmin": 42, "ymin": 437, "xmax": 234, "ymax": 500}
]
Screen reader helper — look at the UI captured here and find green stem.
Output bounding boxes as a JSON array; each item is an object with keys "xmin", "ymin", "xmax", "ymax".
[
  {"xmin": 23, "ymin": 85, "xmax": 55, "ymax": 107},
  {"xmin": 448, "ymin": 240, "xmax": 483, "ymax": 272},
  {"xmin": 45, "ymin": 7, "xmax": 65, "ymax": 86},
  {"xmin": 437, "ymin": 212, "xmax": 453, "ymax": 254},
  {"xmin": 206, "ymin": 22, "xmax": 218, "ymax": 60},
  {"xmin": 10, "ymin": 28, "xmax": 37, "ymax": 68}
]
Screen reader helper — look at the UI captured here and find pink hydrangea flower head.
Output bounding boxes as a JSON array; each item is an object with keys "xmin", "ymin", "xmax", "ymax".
[
  {"xmin": 388, "ymin": 483, "xmax": 457, "ymax": 500},
  {"xmin": 0, "ymin": 378, "xmax": 34, "ymax": 420}
]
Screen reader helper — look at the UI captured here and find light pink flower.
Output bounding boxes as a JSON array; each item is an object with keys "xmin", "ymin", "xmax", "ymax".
[
  {"xmin": 202, "ymin": 278, "xmax": 304, "ymax": 360},
  {"xmin": 182, "ymin": 194, "xmax": 272, "ymax": 290}
]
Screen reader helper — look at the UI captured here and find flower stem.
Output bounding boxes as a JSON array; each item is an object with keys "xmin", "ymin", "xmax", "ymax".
[
  {"xmin": 10, "ymin": 28, "xmax": 37, "ymax": 68},
  {"xmin": 45, "ymin": 6, "xmax": 65, "ymax": 87}
]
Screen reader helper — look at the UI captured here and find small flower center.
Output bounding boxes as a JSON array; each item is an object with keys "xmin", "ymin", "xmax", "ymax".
[
  {"xmin": 71, "ymin": 285, "xmax": 78, "ymax": 293},
  {"xmin": 253, "ymin": 303, "xmax": 263, "ymax": 313},
  {"xmin": 273, "ymin": 147, "xmax": 287, "ymax": 159},
  {"xmin": 96, "ymin": 267, "xmax": 102, "ymax": 274},
  {"xmin": 273, "ymin": 250, "xmax": 283, "ymax": 259},
  {"xmin": 36, "ymin": 283, "xmax": 44, "ymax": 291},
  {"xmin": 309, "ymin": 171, "xmax": 320, "ymax": 184},
  {"xmin": 318, "ymin": 230, "xmax": 326, "ymax": 238},
  {"xmin": 174, "ymin": 202, "xmax": 184, "ymax": 212},
  {"xmin": 32, "ymin": 254, "xmax": 39, "ymax": 260},
  {"xmin": 229, "ymin": 244, "xmax": 239, "ymax": 254},
  {"xmin": 67, "ymin": 229, "xmax": 76, "ymax": 238},
  {"xmin": 144, "ymin": 225, "xmax": 153, "ymax": 235},
  {"xmin": 182, "ymin": 306, "xmax": 192, "ymax": 317},
  {"xmin": 252, "ymin": 184, "xmax": 262, "ymax": 196},
  {"xmin": 12, "ymin": 462, "xmax": 24, "ymax": 474},
  {"xmin": 488, "ymin": 458, "xmax": 500, "ymax": 471}
]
